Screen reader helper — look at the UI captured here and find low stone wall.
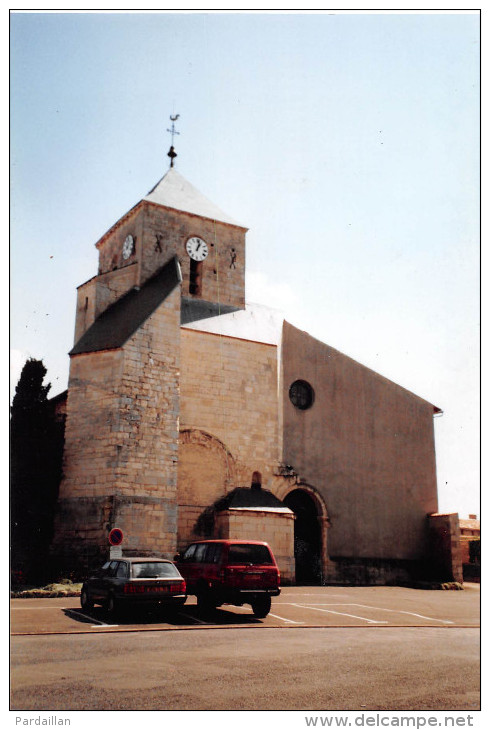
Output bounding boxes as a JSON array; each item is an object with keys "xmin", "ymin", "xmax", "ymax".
[{"xmin": 323, "ymin": 557, "xmax": 430, "ymax": 586}]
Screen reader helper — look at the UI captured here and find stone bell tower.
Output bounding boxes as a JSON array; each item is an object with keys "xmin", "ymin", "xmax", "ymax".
[
  {"xmin": 53, "ymin": 134, "xmax": 248, "ymax": 574},
  {"xmin": 74, "ymin": 164, "xmax": 247, "ymax": 346}
]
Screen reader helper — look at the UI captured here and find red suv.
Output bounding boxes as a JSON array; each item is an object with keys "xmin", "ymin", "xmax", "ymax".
[{"xmin": 177, "ymin": 540, "xmax": 280, "ymax": 617}]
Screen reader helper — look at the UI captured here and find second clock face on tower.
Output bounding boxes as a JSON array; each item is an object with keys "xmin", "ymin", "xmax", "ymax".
[
  {"xmin": 122, "ymin": 234, "xmax": 134, "ymax": 260},
  {"xmin": 186, "ymin": 236, "xmax": 209, "ymax": 262}
]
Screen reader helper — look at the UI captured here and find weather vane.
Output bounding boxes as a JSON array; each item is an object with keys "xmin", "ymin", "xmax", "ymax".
[{"xmin": 167, "ymin": 114, "xmax": 180, "ymax": 168}]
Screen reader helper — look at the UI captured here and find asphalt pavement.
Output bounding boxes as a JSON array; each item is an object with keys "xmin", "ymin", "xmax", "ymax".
[
  {"xmin": 10, "ymin": 584, "xmax": 480, "ymax": 712},
  {"xmin": 11, "ymin": 625, "xmax": 480, "ymax": 711},
  {"xmin": 10, "ymin": 583, "xmax": 480, "ymax": 634}
]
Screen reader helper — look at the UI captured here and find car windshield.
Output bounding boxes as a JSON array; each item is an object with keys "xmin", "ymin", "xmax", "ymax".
[
  {"xmin": 227, "ymin": 544, "xmax": 273, "ymax": 565},
  {"xmin": 131, "ymin": 562, "xmax": 179, "ymax": 579}
]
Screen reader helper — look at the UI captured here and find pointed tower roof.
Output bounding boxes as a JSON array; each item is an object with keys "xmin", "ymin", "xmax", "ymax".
[
  {"xmin": 95, "ymin": 167, "xmax": 246, "ymax": 248},
  {"xmin": 144, "ymin": 167, "xmax": 245, "ymax": 228}
]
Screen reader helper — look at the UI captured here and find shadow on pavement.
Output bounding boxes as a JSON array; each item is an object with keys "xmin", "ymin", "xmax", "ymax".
[{"xmin": 63, "ymin": 604, "xmax": 263, "ymax": 627}]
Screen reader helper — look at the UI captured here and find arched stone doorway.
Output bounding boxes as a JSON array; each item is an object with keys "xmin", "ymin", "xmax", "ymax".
[{"xmin": 283, "ymin": 488, "xmax": 325, "ymax": 584}]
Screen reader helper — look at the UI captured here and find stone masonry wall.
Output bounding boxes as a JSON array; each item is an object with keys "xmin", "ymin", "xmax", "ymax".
[
  {"xmin": 52, "ymin": 347, "xmax": 125, "ymax": 569},
  {"xmin": 94, "ymin": 264, "xmax": 138, "ymax": 321},
  {"xmin": 109, "ymin": 285, "xmax": 181, "ymax": 557},
  {"xmin": 57, "ymin": 349, "xmax": 125, "ymax": 501},
  {"xmin": 179, "ymin": 329, "xmax": 279, "ymax": 493},
  {"xmin": 96, "ymin": 206, "xmax": 144, "ymax": 277},
  {"xmin": 177, "ymin": 429, "xmax": 237, "ymax": 551},
  {"xmin": 74, "ymin": 202, "xmax": 142, "ymax": 343},
  {"xmin": 53, "ymin": 285, "xmax": 182, "ymax": 570},
  {"xmin": 282, "ymin": 321, "xmax": 439, "ymax": 563},
  {"xmin": 141, "ymin": 204, "xmax": 246, "ymax": 309},
  {"xmin": 74, "ymin": 277, "xmax": 97, "ymax": 344},
  {"xmin": 94, "ymin": 202, "xmax": 246, "ymax": 310},
  {"xmin": 74, "ymin": 262, "xmax": 138, "ymax": 345}
]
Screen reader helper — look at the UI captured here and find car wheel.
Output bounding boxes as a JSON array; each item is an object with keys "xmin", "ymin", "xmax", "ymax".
[
  {"xmin": 251, "ymin": 595, "xmax": 271, "ymax": 618},
  {"xmin": 106, "ymin": 593, "xmax": 118, "ymax": 617},
  {"xmin": 197, "ymin": 590, "xmax": 216, "ymax": 614},
  {"xmin": 161, "ymin": 604, "xmax": 179, "ymax": 621},
  {"xmin": 80, "ymin": 588, "xmax": 94, "ymax": 612}
]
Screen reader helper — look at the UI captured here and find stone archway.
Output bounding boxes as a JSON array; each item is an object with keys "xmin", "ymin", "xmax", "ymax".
[
  {"xmin": 282, "ymin": 486, "xmax": 329, "ymax": 585},
  {"xmin": 177, "ymin": 429, "xmax": 236, "ymax": 549}
]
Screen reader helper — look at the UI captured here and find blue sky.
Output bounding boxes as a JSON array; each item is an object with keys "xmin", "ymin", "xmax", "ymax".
[{"xmin": 10, "ymin": 11, "xmax": 480, "ymax": 518}]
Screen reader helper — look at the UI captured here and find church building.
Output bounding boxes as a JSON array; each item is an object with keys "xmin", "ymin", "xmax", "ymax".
[{"xmin": 52, "ymin": 148, "xmax": 447, "ymax": 585}]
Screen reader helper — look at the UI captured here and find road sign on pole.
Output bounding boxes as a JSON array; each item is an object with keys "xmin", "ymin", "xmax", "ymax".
[{"xmin": 109, "ymin": 527, "xmax": 124, "ymax": 546}]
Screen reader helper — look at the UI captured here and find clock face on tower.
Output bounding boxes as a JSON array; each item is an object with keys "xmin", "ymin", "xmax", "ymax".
[
  {"xmin": 122, "ymin": 234, "xmax": 134, "ymax": 260},
  {"xmin": 186, "ymin": 236, "xmax": 209, "ymax": 262}
]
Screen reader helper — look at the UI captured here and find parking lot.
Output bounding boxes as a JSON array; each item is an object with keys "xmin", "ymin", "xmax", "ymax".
[{"xmin": 11, "ymin": 583, "xmax": 480, "ymax": 635}]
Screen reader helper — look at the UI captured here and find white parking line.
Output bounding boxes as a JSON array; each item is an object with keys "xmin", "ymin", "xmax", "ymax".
[
  {"xmin": 290, "ymin": 603, "xmax": 388, "ymax": 624},
  {"xmin": 350, "ymin": 603, "xmax": 454, "ymax": 624},
  {"xmin": 226, "ymin": 605, "xmax": 305, "ymax": 625},
  {"xmin": 268, "ymin": 612, "xmax": 305, "ymax": 625},
  {"xmin": 302, "ymin": 603, "xmax": 454, "ymax": 625},
  {"xmin": 63, "ymin": 607, "xmax": 119, "ymax": 628}
]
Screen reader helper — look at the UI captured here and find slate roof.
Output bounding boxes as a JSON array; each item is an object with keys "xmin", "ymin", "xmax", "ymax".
[
  {"xmin": 70, "ymin": 256, "xmax": 181, "ymax": 356},
  {"xmin": 144, "ymin": 167, "xmax": 246, "ymax": 228},
  {"xmin": 95, "ymin": 168, "xmax": 246, "ymax": 249},
  {"xmin": 182, "ymin": 302, "xmax": 284, "ymax": 345},
  {"xmin": 212, "ymin": 487, "xmax": 292, "ymax": 513},
  {"xmin": 181, "ymin": 297, "xmax": 242, "ymax": 325}
]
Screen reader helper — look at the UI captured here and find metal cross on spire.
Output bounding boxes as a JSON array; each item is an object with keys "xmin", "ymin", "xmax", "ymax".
[{"xmin": 167, "ymin": 114, "xmax": 180, "ymax": 168}]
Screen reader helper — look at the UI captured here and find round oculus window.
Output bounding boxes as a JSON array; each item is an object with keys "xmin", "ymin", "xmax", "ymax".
[{"xmin": 289, "ymin": 380, "xmax": 315, "ymax": 410}]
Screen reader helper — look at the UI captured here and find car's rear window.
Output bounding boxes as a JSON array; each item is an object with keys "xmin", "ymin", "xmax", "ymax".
[
  {"xmin": 227, "ymin": 544, "xmax": 274, "ymax": 565},
  {"xmin": 131, "ymin": 562, "xmax": 180, "ymax": 579}
]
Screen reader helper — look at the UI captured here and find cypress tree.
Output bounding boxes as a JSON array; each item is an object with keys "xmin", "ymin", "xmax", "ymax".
[{"xmin": 10, "ymin": 359, "xmax": 64, "ymax": 584}]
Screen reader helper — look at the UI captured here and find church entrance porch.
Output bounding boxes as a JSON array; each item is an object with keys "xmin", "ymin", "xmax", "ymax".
[{"xmin": 283, "ymin": 487, "xmax": 327, "ymax": 585}]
